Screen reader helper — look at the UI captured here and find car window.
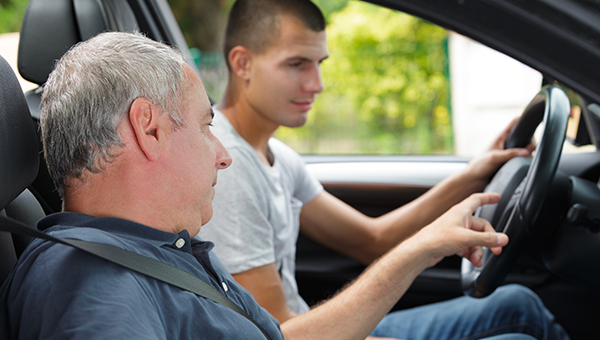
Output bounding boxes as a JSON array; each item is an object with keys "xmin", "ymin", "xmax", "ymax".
[
  {"xmin": 189, "ymin": 0, "xmax": 595, "ymax": 157},
  {"xmin": 276, "ymin": 2, "xmax": 454, "ymax": 156}
]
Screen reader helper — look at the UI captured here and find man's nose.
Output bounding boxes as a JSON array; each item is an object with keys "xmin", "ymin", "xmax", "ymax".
[
  {"xmin": 214, "ymin": 137, "xmax": 232, "ymax": 169},
  {"xmin": 303, "ymin": 65, "xmax": 324, "ymax": 94}
]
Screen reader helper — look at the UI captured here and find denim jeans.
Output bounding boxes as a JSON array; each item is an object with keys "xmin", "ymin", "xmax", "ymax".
[{"xmin": 370, "ymin": 284, "xmax": 569, "ymax": 340}]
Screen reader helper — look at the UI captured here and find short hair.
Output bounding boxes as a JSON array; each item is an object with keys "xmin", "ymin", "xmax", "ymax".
[
  {"xmin": 40, "ymin": 32, "xmax": 187, "ymax": 198},
  {"xmin": 223, "ymin": 0, "xmax": 326, "ymax": 69}
]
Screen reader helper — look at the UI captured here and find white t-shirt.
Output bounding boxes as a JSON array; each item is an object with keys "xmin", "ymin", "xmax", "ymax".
[{"xmin": 199, "ymin": 109, "xmax": 323, "ymax": 314}]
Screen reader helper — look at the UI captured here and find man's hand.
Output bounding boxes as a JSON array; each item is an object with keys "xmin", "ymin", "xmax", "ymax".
[
  {"xmin": 411, "ymin": 192, "xmax": 509, "ymax": 268},
  {"xmin": 465, "ymin": 117, "xmax": 535, "ymax": 188},
  {"xmin": 283, "ymin": 193, "xmax": 508, "ymax": 340}
]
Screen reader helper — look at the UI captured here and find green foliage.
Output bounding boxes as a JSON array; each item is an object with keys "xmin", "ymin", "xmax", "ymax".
[
  {"xmin": 167, "ymin": 0, "xmax": 233, "ymax": 51},
  {"xmin": 276, "ymin": 2, "xmax": 453, "ymax": 155},
  {"xmin": 0, "ymin": 0, "xmax": 28, "ymax": 34},
  {"xmin": 311, "ymin": 0, "xmax": 349, "ymax": 22}
]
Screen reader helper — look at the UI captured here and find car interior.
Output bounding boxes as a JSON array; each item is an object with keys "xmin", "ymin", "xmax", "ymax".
[
  {"xmin": 0, "ymin": 53, "xmax": 41, "ymax": 285},
  {"xmin": 1, "ymin": 0, "xmax": 600, "ymax": 339}
]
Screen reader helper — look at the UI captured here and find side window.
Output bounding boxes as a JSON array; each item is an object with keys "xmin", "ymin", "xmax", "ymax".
[
  {"xmin": 273, "ymin": 1, "xmax": 550, "ymax": 156},
  {"xmin": 275, "ymin": 2, "xmax": 453, "ymax": 155},
  {"xmin": 186, "ymin": 0, "xmax": 594, "ymax": 156}
]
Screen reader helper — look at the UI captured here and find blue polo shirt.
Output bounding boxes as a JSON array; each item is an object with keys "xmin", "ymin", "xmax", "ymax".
[{"xmin": 0, "ymin": 212, "xmax": 282, "ymax": 339}]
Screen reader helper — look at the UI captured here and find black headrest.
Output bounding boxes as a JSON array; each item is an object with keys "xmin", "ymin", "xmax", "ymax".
[
  {"xmin": 18, "ymin": 0, "xmax": 139, "ymax": 85},
  {"xmin": 0, "ymin": 56, "xmax": 39, "ymax": 210}
]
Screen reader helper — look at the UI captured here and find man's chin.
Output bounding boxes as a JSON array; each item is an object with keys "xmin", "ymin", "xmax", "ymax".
[
  {"xmin": 200, "ymin": 208, "xmax": 213, "ymax": 227},
  {"xmin": 282, "ymin": 113, "xmax": 309, "ymax": 128}
]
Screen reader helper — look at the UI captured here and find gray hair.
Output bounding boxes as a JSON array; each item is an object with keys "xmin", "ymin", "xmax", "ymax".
[{"xmin": 40, "ymin": 32, "xmax": 187, "ymax": 198}]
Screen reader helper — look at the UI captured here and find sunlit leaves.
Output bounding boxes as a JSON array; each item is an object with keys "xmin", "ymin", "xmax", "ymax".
[
  {"xmin": 276, "ymin": 1, "xmax": 453, "ymax": 155},
  {"xmin": 0, "ymin": 0, "xmax": 29, "ymax": 33}
]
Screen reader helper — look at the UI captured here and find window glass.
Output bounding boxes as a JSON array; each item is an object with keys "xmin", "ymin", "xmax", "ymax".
[
  {"xmin": 275, "ymin": 1, "xmax": 596, "ymax": 156},
  {"xmin": 187, "ymin": 0, "xmax": 595, "ymax": 156},
  {"xmin": 275, "ymin": 2, "xmax": 453, "ymax": 155}
]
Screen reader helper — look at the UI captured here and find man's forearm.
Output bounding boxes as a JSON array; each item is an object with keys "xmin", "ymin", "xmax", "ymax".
[
  {"xmin": 364, "ymin": 168, "xmax": 484, "ymax": 258},
  {"xmin": 283, "ymin": 193, "xmax": 508, "ymax": 340},
  {"xmin": 370, "ymin": 132, "xmax": 533, "ymax": 257},
  {"xmin": 281, "ymin": 238, "xmax": 429, "ymax": 340}
]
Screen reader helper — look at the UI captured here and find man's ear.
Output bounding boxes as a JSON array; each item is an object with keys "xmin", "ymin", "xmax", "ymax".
[
  {"xmin": 129, "ymin": 97, "xmax": 167, "ymax": 161},
  {"xmin": 228, "ymin": 46, "xmax": 252, "ymax": 80}
]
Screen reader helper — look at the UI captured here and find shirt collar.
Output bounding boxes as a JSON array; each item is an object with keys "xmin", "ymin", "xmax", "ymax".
[{"xmin": 38, "ymin": 212, "xmax": 213, "ymax": 254}]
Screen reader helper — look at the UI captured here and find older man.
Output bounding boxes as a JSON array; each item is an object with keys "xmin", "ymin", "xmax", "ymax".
[{"xmin": 1, "ymin": 32, "xmax": 537, "ymax": 340}]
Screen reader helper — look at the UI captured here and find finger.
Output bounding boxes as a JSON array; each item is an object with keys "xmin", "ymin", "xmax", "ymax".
[
  {"xmin": 470, "ymin": 246, "xmax": 483, "ymax": 267},
  {"xmin": 489, "ymin": 245, "xmax": 504, "ymax": 256},
  {"xmin": 457, "ymin": 246, "xmax": 484, "ymax": 267},
  {"xmin": 467, "ymin": 216, "xmax": 494, "ymax": 232},
  {"xmin": 465, "ymin": 229, "xmax": 509, "ymax": 251},
  {"xmin": 492, "ymin": 148, "xmax": 531, "ymax": 164},
  {"xmin": 489, "ymin": 117, "xmax": 520, "ymax": 150},
  {"xmin": 461, "ymin": 193, "xmax": 501, "ymax": 213},
  {"xmin": 461, "ymin": 233, "xmax": 508, "ymax": 267},
  {"xmin": 499, "ymin": 117, "xmax": 520, "ymax": 139},
  {"xmin": 465, "ymin": 227, "xmax": 508, "ymax": 255}
]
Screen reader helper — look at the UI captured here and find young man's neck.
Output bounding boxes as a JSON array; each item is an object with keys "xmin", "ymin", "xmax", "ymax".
[{"xmin": 217, "ymin": 91, "xmax": 278, "ymax": 166}]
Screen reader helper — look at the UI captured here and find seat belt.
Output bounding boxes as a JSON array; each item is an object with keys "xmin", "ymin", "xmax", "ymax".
[{"xmin": 0, "ymin": 215, "xmax": 273, "ymax": 340}]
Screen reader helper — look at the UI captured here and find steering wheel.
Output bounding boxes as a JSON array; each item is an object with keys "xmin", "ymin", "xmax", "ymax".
[{"xmin": 461, "ymin": 85, "xmax": 570, "ymax": 298}]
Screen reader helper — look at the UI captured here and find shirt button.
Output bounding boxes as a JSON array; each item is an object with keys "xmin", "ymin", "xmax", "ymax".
[
  {"xmin": 222, "ymin": 282, "xmax": 229, "ymax": 292},
  {"xmin": 175, "ymin": 238, "xmax": 185, "ymax": 248}
]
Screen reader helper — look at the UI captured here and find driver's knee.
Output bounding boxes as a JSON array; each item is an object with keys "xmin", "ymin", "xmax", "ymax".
[
  {"xmin": 487, "ymin": 284, "xmax": 547, "ymax": 319},
  {"xmin": 485, "ymin": 284, "xmax": 569, "ymax": 340},
  {"xmin": 491, "ymin": 284, "xmax": 541, "ymax": 309}
]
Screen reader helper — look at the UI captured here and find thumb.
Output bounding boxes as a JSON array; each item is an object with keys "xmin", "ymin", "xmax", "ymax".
[{"xmin": 495, "ymin": 147, "xmax": 530, "ymax": 163}]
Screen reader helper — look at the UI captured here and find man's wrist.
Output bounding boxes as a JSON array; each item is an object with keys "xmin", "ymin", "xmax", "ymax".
[
  {"xmin": 389, "ymin": 231, "xmax": 434, "ymax": 273},
  {"xmin": 454, "ymin": 164, "xmax": 489, "ymax": 193}
]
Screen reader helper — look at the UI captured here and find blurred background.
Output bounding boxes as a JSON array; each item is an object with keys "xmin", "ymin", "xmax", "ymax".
[{"xmin": 0, "ymin": 0, "xmax": 548, "ymax": 156}]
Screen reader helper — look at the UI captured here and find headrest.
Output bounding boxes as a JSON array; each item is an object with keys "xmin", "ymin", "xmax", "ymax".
[
  {"xmin": 18, "ymin": 0, "xmax": 139, "ymax": 85},
  {"xmin": 0, "ymin": 55, "xmax": 39, "ymax": 210}
]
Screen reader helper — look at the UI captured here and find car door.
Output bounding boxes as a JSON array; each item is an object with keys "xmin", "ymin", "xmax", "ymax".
[{"xmin": 297, "ymin": 156, "xmax": 470, "ymax": 309}]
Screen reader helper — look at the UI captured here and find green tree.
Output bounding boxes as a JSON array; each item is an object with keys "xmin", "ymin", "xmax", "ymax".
[
  {"xmin": 167, "ymin": 0, "xmax": 234, "ymax": 52},
  {"xmin": 312, "ymin": 0, "xmax": 349, "ymax": 21},
  {"xmin": 0, "ymin": 0, "xmax": 28, "ymax": 33},
  {"xmin": 276, "ymin": 2, "xmax": 452, "ymax": 155}
]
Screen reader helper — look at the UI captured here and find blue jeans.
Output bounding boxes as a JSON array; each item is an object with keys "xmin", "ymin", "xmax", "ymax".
[{"xmin": 370, "ymin": 284, "xmax": 569, "ymax": 340}]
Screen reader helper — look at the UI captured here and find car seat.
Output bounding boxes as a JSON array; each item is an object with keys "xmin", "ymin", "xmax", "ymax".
[
  {"xmin": 1, "ymin": 0, "xmax": 140, "ymax": 283},
  {"xmin": 0, "ymin": 55, "xmax": 43, "ymax": 285},
  {"xmin": 17, "ymin": 0, "xmax": 199, "ymax": 214},
  {"xmin": 17, "ymin": 0, "xmax": 140, "ymax": 214}
]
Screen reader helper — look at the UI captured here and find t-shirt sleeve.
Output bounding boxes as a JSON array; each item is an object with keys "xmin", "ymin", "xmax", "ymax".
[
  {"xmin": 270, "ymin": 138, "xmax": 323, "ymax": 205},
  {"xmin": 199, "ymin": 146, "xmax": 276, "ymax": 274}
]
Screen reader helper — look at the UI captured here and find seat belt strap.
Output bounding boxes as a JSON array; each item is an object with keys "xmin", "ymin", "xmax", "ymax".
[{"xmin": 0, "ymin": 215, "xmax": 272, "ymax": 340}]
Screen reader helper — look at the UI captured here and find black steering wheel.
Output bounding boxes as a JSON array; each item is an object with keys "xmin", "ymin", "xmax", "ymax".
[{"xmin": 461, "ymin": 85, "xmax": 570, "ymax": 298}]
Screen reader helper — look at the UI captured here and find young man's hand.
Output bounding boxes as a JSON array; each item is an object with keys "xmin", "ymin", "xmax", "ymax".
[
  {"xmin": 465, "ymin": 117, "xmax": 535, "ymax": 188},
  {"xmin": 409, "ymin": 192, "xmax": 509, "ymax": 268}
]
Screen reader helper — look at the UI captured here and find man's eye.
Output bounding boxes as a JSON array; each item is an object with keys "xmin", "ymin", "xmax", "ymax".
[{"xmin": 289, "ymin": 61, "xmax": 302, "ymax": 67}]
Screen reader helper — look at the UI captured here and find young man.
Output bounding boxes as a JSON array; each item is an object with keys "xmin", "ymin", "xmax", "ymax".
[
  {"xmin": 0, "ymin": 31, "xmax": 536, "ymax": 340},
  {"xmin": 200, "ymin": 1, "xmax": 568, "ymax": 339}
]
